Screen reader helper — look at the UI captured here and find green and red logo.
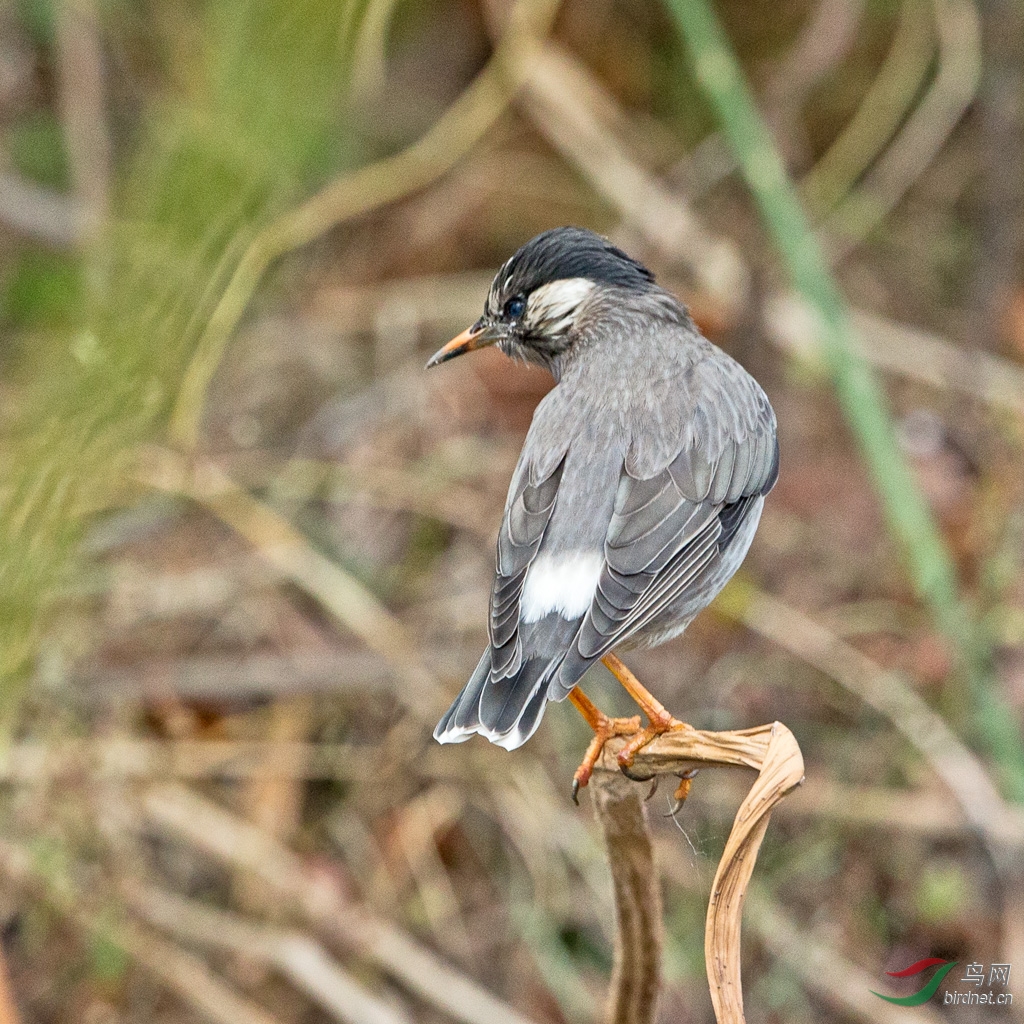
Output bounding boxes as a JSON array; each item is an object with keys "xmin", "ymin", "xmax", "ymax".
[{"xmin": 872, "ymin": 958, "xmax": 959, "ymax": 1006}]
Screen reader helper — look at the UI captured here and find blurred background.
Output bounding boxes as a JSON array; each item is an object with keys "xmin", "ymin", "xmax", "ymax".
[{"xmin": 0, "ymin": 0, "xmax": 1023, "ymax": 1021}]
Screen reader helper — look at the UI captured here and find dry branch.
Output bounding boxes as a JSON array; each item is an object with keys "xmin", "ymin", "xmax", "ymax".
[
  {"xmin": 589, "ymin": 772, "xmax": 661, "ymax": 1024},
  {"xmin": 592, "ymin": 722, "xmax": 804, "ymax": 1024}
]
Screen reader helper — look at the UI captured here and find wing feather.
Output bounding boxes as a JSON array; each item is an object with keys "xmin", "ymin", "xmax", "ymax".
[
  {"xmin": 488, "ymin": 455, "xmax": 566, "ymax": 679},
  {"xmin": 550, "ymin": 363, "xmax": 777, "ymax": 698}
]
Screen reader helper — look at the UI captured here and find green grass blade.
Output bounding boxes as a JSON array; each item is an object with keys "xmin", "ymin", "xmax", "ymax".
[{"xmin": 663, "ymin": 0, "xmax": 1024, "ymax": 799}]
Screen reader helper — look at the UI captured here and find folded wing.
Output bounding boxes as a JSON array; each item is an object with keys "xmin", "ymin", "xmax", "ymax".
[{"xmin": 550, "ymin": 376, "xmax": 779, "ymax": 696}]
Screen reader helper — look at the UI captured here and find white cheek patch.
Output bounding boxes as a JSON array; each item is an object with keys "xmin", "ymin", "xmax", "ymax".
[
  {"xmin": 527, "ymin": 278, "xmax": 595, "ymax": 333},
  {"xmin": 520, "ymin": 551, "xmax": 604, "ymax": 622}
]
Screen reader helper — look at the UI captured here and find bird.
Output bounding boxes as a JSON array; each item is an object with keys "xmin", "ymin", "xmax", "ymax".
[{"xmin": 425, "ymin": 227, "xmax": 778, "ymax": 800}]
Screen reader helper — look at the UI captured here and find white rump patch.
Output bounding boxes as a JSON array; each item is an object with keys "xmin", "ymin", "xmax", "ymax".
[
  {"xmin": 521, "ymin": 551, "xmax": 604, "ymax": 622},
  {"xmin": 527, "ymin": 278, "xmax": 595, "ymax": 333}
]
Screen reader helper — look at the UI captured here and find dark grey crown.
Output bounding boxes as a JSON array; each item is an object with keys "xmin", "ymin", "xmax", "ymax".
[{"xmin": 498, "ymin": 227, "xmax": 656, "ymax": 296}]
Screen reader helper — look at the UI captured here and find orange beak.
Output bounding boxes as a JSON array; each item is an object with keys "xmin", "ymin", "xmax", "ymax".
[{"xmin": 425, "ymin": 320, "xmax": 503, "ymax": 368}]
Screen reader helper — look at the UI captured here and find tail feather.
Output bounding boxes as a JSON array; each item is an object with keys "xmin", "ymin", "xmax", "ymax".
[
  {"xmin": 489, "ymin": 674, "xmax": 550, "ymax": 750},
  {"xmin": 433, "ymin": 652, "xmax": 554, "ymax": 750},
  {"xmin": 433, "ymin": 650, "xmax": 490, "ymax": 744}
]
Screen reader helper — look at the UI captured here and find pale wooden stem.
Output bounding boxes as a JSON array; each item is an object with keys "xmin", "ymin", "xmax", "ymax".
[
  {"xmin": 590, "ymin": 771, "xmax": 662, "ymax": 1024},
  {"xmin": 594, "ymin": 722, "xmax": 805, "ymax": 1024}
]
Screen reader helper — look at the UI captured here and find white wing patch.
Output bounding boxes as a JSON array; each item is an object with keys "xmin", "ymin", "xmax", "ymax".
[
  {"xmin": 527, "ymin": 278, "xmax": 595, "ymax": 334},
  {"xmin": 521, "ymin": 551, "xmax": 604, "ymax": 622}
]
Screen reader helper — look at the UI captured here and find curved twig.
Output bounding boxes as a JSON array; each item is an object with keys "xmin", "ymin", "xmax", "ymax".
[
  {"xmin": 801, "ymin": 0, "xmax": 934, "ymax": 217},
  {"xmin": 824, "ymin": 0, "xmax": 981, "ymax": 261},
  {"xmin": 168, "ymin": 0, "xmax": 562, "ymax": 449},
  {"xmin": 593, "ymin": 722, "xmax": 805, "ymax": 1024},
  {"xmin": 703, "ymin": 725, "xmax": 804, "ymax": 1023}
]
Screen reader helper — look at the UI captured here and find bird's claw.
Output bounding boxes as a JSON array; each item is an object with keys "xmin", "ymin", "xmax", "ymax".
[
  {"xmin": 620, "ymin": 762, "xmax": 656, "ymax": 783},
  {"xmin": 664, "ymin": 769, "xmax": 699, "ymax": 818}
]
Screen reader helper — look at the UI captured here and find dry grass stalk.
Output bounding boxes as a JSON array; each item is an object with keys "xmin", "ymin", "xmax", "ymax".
[
  {"xmin": 0, "ymin": 837, "xmax": 284, "ymax": 1024},
  {"xmin": 593, "ymin": 722, "xmax": 804, "ymax": 1024},
  {"xmin": 138, "ymin": 449, "xmax": 443, "ymax": 716},
  {"xmin": 127, "ymin": 882, "xmax": 413, "ymax": 1024},
  {"xmin": 589, "ymin": 771, "xmax": 662, "ymax": 1024},
  {"xmin": 143, "ymin": 784, "xmax": 541, "ymax": 1024}
]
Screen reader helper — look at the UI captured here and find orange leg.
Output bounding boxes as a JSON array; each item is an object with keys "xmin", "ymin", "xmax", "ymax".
[
  {"xmin": 600, "ymin": 652, "xmax": 691, "ymax": 770},
  {"xmin": 567, "ymin": 655, "xmax": 693, "ymax": 804},
  {"xmin": 566, "ymin": 687, "xmax": 639, "ymax": 803}
]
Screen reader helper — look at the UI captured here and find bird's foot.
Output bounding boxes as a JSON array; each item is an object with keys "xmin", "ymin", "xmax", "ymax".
[
  {"xmin": 571, "ymin": 712, "xmax": 642, "ymax": 804},
  {"xmin": 615, "ymin": 707, "xmax": 691, "ymax": 774},
  {"xmin": 566, "ymin": 682, "xmax": 694, "ymax": 805},
  {"xmin": 599, "ymin": 652, "xmax": 693, "ymax": 777}
]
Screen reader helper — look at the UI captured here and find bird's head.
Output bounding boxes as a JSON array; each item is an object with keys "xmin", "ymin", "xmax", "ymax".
[{"xmin": 426, "ymin": 227, "xmax": 656, "ymax": 372}]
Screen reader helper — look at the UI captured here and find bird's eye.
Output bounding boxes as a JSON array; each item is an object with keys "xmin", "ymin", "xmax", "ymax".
[{"xmin": 504, "ymin": 296, "xmax": 526, "ymax": 319}]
